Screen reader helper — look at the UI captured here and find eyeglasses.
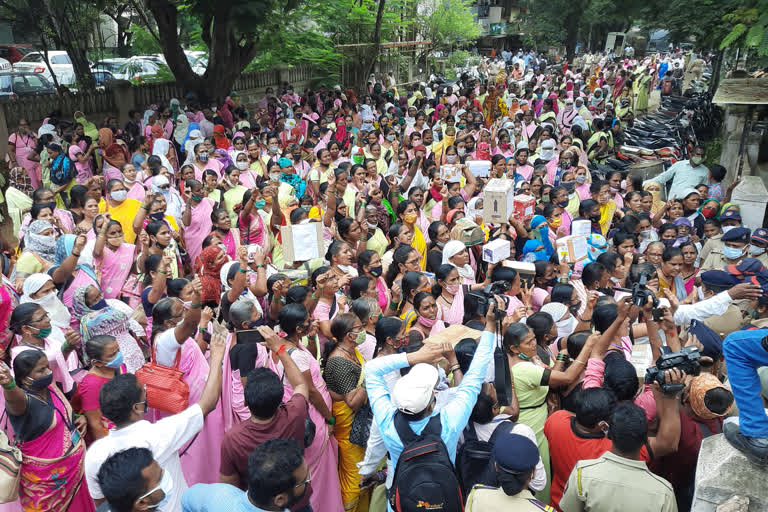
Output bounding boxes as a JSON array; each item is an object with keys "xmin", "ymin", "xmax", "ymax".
[{"xmin": 294, "ymin": 469, "xmax": 312, "ymax": 489}]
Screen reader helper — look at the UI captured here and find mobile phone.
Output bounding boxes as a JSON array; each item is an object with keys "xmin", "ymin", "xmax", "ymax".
[{"xmin": 651, "ymin": 308, "xmax": 665, "ymax": 322}]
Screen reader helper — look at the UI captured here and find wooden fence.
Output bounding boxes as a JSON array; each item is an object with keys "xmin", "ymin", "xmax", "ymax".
[{"xmin": 1, "ymin": 66, "xmax": 317, "ymax": 130}]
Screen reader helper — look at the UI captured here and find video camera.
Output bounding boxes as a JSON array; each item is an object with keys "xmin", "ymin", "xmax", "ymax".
[
  {"xmin": 619, "ymin": 270, "xmax": 666, "ymax": 321},
  {"xmin": 469, "ymin": 280, "xmax": 511, "ymax": 321},
  {"xmin": 644, "ymin": 346, "xmax": 702, "ymax": 394}
]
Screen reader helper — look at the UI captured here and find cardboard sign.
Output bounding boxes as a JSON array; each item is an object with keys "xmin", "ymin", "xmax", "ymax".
[
  {"xmin": 466, "ymin": 160, "xmax": 491, "ymax": 178},
  {"xmin": 280, "ymin": 222, "xmax": 323, "ymax": 264},
  {"xmin": 483, "ymin": 238, "xmax": 511, "ymax": 264},
  {"xmin": 441, "ymin": 164, "xmax": 462, "ymax": 183},
  {"xmin": 483, "ymin": 178, "xmax": 516, "ymax": 224},
  {"xmin": 556, "ymin": 235, "xmax": 588, "ymax": 264},
  {"xmin": 425, "ymin": 324, "xmax": 483, "ymax": 347}
]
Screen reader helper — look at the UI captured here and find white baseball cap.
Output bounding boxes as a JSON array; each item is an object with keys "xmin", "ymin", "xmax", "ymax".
[{"xmin": 392, "ymin": 363, "xmax": 439, "ymax": 414}]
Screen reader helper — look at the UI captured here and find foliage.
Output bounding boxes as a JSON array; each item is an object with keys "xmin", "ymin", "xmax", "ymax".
[
  {"xmin": 640, "ymin": 0, "xmax": 741, "ymax": 50},
  {"xmin": 416, "ymin": 0, "xmax": 480, "ymax": 52},
  {"xmin": 125, "ymin": 23, "xmax": 163, "ymax": 55},
  {"xmin": 720, "ymin": 2, "xmax": 768, "ymax": 56}
]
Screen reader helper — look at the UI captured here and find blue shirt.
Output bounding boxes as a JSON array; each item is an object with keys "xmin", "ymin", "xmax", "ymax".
[
  {"xmin": 644, "ymin": 159, "xmax": 708, "ymax": 201},
  {"xmin": 181, "ymin": 483, "xmax": 281, "ymax": 512},
  {"xmin": 365, "ymin": 330, "xmax": 495, "ymax": 511}
]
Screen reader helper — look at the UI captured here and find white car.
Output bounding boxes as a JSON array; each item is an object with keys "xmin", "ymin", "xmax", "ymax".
[
  {"xmin": 13, "ymin": 50, "xmax": 75, "ymax": 85},
  {"xmin": 113, "ymin": 57, "xmax": 164, "ymax": 81}
]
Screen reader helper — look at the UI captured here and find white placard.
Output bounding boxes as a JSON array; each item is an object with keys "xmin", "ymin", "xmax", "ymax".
[{"xmin": 466, "ymin": 160, "xmax": 490, "ymax": 178}]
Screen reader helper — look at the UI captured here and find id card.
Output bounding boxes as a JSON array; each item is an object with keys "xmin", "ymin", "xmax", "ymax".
[{"xmin": 71, "ymin": 429, "xmax": 81, "ymax": 446}]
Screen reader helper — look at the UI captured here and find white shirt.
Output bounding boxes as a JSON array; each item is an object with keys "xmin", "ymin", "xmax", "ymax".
[
  {"xmin": 85, "ymin": 404, "xmax": 204, "ymax": 511},
  {"xmin": 673, "ymin": 291, "xmax": 732, "ymax": 326}
]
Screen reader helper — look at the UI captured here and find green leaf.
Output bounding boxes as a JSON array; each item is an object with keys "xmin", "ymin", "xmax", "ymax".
[
  {"xmin": 760, "ymin": 28, "xmax": 768, "ymax": 56},
  {"xmin": 746, "ymin": 22, "xmax": 767, "ymax": 47},
  {"xmin": 720, "ymin": 23, "xmax": 747, "ymax": 49}
]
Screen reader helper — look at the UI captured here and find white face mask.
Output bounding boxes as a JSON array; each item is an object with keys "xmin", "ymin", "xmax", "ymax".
[
  {"xmin": 457, "ymin": 148, "xmax": 466, "ymax": 157},
  {"xmin": 367, "ymin": 222, "xmax": 377, "ymax": 230},
  {"xmin": 556, "ymin": 315, "xmax": 577, "ymax": 338},
  {"xmin": 697, "ymin": 286, "xmax": 706, "ymax": 301},
  {"xmin": 337, "ymin": 264, "xmax": 354, "ymax": 274},
  {"xmin": 722, "ymin": 225, "xmax": 738, "ymax": 234},
  {"xmin": 268, "ymin": 145, "xmax": 279, "ymax": 154},
  {"xmin": 142, "ymin": 468, "xmax": 174, "ymax": 510},
  {"xmin": 110, "ymin": 190, "xmax": 127, "ymax": 202},
  {"xmin": 269, "ymin": 173, "xmax": 281, "ymax": 182},
  {"xmin": 235, "ymin": 160, "xmax": 248, "ymax": 170},
  {"xmin": 446, "ymin": 155, "xmax": 457, "ymax": 163},
  {"xmin": 750, "ymin": 245, "xmax": 766, "ymax": 257}
]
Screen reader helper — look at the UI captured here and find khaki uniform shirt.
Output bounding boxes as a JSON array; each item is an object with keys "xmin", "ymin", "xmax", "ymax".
[
  {"xmin": 703, "ymin": 304, "xmax": 748, "ymax": 339},
  {"xmin": 560, "ymin": 452, "xmax": 677, "ymax": 512},
  {"xmin": 699, "ymin": 234, "xmax": 722, "ymax": 263},
  {"xmin": 466, "ymin": 486, "xmax": 554, "ymax": 512}
]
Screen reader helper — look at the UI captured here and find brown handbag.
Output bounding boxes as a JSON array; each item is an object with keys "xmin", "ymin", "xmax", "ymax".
[{"xmin": 135, "ymin": 345, "xmax": 189, "ymax": 414}]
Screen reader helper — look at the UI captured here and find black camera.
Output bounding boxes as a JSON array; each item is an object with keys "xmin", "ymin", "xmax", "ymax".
[
  {"xmin": 631, "ymin": 272, "xmax": 658, "ymax": 308},
  {"xmin": 469, "ymin": 281, "xmax": 511, "ymax": 321},
  {"xmin": 644, "ymin": 346, "xmax": 702, "ymax": 394}
]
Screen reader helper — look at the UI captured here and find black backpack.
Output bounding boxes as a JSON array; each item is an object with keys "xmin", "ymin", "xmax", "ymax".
[
  {"xmin": 391, "ymin": 413, "xmax": 464, "ymax": 512},
  {"xmin": 456, "ymin": 419, "xmax": 514, "ymax": 498}
]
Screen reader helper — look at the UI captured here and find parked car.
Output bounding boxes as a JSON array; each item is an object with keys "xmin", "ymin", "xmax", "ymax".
[
  {"xmin": 13, "ymin": 50, "xmax": 75, "ymax": 85},
  {"xmin": 0, "ymin": 44, "xmax": 33, "ymax": 64},
  {"xmin": 185, "ymin": 51, "xmax": 208, "ymax": 75},
  {"xmin": 91, "ymin": 58, "xmax": 128, "ymax": 76},
  {"xmin": 113, "ymin": 57, "xmax": 167, "ymax": 81},
  {"xmin": 0, "ymin": 58, "xmax": 11, "ymax": 72},
  {"xmin": 0, "ymin": 71, "xmax": 56, "ymax": 99},
  {"xmin": 92, "ymin": 70, "xmax": 116, "ymax": 86}
]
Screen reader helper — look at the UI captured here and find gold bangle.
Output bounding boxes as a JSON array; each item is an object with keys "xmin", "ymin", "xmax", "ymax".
[{"xmin": 572, "ymin": 359, "xmax": 586, "ymax": 366}]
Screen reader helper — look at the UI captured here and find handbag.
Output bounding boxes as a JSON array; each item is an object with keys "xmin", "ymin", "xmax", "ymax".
[
  {"xmin": 348, "ymin": 401, "xmax": 373, "ymax": 447},
  {"xmin": 135, "ymin": 345, "xmax": 189, "ymax": 414},
  {"xmin": 0, "ymin": 412, "xmax": 21, "ymax": 503}
]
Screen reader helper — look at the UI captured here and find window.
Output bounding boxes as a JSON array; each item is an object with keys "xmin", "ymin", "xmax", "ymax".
[
  {"xmin": 0, "ymin": 75, "xmax": 11, "ymax": 93},
  {"xmin": 51, "ymin": 55, "xmax": 71, "ymax": 65},
  {"xmin": 20, "ymin": 53, "xmax": 43, "ymax": 63},
  {"xmin": 25, "ymin": 75, "xmax": 45, "ymax": 87}
]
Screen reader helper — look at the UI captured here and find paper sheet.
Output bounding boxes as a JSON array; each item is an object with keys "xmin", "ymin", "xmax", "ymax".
[{"xmin": 292, "ymin": 223, "xmax": 320, "ymax": 262}]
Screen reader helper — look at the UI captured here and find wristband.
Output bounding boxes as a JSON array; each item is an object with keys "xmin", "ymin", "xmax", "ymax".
[
  {"xmin": 238, "ymin": 267, "xmax": 247, "ymax": 273},
  {"xmin": 2, "ymin": 379, "xmax": 16, "ymax": 390},
  {"xmin": 325, "ymin": 416, "xmax": 336, "ymax": 426},
  {"xmin": 277, "ymin": 344, "xmax": 287, "ymax": 355},
  {"xmin": 71, "ymin": 252, "xmax": 81, "ymax": 258},
  {"xmin": 572, "ymin": 359, "xmax": 586, "ymax": 366},
  {"xmin": 255, "ymin": 264, "xmax": 266, "ymax": 269},
  {"xmin": 141, "ymin": 205, "xmax": 150, "ymax": 211}
]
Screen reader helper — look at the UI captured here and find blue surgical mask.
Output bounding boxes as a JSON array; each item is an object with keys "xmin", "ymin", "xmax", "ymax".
[
  {"xmin": 91, "ymin": 298, "xmax": 108, "ymax": 310},
  {"xmin": 722, "ymin": 245, "xmax": 744, "ymax": 260},
  {"xmin": 104, "ymin": 351, "xmax": 123, "ymax": 369}
]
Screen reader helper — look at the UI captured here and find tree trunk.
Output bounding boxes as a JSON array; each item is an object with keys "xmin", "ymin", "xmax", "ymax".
[
  {"xmin": 146, "ymin": 0, "xmax": 259, "ymax": 103},
  {"xmin": 40, "ymin": 0, "xmax": 95, "ymax": 89},
  {"xmin": 362, "ymin": 0, "xmax": 386, "ymax": 88},
  {"xmin": 564, "ymin": 14, "xmax": 581, "ymax": 61}
]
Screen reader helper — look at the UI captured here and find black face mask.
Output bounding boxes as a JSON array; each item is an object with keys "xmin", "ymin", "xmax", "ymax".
[
  {"xmin": 237, "ymin": 328, "xmax": 264, "ymax": 345},
  {"xmin": 25, "ymin": 372, "xmax": 53, "ymax": 390},
  {"xmin": 37, "ymin": 201, "xmax": 56, "ymax": 212},
  {"xmin": 149, "ymin": 212, "xmax": 165, "ymax": 222}
]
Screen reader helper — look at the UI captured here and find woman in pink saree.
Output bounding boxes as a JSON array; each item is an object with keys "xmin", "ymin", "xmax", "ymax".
[
  {"xmin": 8, "ymin": 120, "xmax": 40, "ymax": 189},
  {"xmin": 0, "ymin": 350, "xmax": 94, "ymax": 512},
  {"xmin": 267, "ymin": 304, "xmax": 344, "ymax": 512},
  {"xmin": 152, "ymin": 298, "xmax": 227, "ymax": 486},
  {"xmin": 183, "ymin": 181, "xmax": 216, "ymax": 264},
  {"xmin": 92, "ymin": 219, "xmax": 137, "ymax": 299},
  {"xmin": 435, "ymin": 265, "xmax": 465, "ymax": 325}
]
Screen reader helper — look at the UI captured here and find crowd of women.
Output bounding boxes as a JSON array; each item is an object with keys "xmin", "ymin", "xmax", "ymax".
[{"xmin": 0, "ymin": 48, "xmax": 753, "ymax": 512}]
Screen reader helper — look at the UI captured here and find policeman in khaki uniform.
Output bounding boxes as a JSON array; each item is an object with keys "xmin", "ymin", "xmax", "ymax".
[
  {"xmin": 465, "ymin": 432, "xmax": 554, "ymax": 512},
  {"xmin": 701, "ymin": 225, "xmax": 751, "ymax": 272},
  {"xmin": 698, "ymin": 270, "xmax": 748, "ymax": 338},
  {"xmin": 560, "ymin": 403, "xmax": 677, "ymax": 512}
]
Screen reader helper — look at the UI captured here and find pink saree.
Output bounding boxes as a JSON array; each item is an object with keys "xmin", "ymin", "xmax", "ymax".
[
  {"xmin": 95, "ymin": 243, "xmax": 135, "ymax": 299},
  {"xmin": 184, "ymin": 198, "xmax": 215, "ymax": 264},
  {"xmin": 17, "ymin": 385, "xmax": 94, "ymax": 512}
]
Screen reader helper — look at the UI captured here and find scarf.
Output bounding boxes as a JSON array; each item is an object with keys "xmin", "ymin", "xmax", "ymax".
[
  {"xmin": 20, "ymin": 273, "xmax": 71, "ymax": 329},
  {"xmin": 334, "ymin": 117, "xmax": 348, "ymax": 146},
  {"xmin": 428, "ymin": 186, "xmax": 443, "ymax": 203},
  {"xmin": 152, "ymin": 138, "xmax": 175, "ymax": 173},
  {"xmin": 49, "ymin": 150, "xmax": 72, "ymax": 185},
  {"xmin": 442, "ymin": 240, "xmax": 475, "ymax": 282},
  {"xmin": 643, "ymin": 182, "xmax": 666, "ymax": 216},
  {"xmin": 25, "ymin": 220, "xmax": 57, "ymax": 262},
  {"xmin": 173, "ymin": 115, "xmax": 190, "ymax": 145},
  {"xmin": 689, "ymin": 373, "xmax": 733, "ymax": 420},
  {"xmin": 199, "ymin": 245, "xmax": 226, "ymax": 304},
  {"xmin": 73, "ymin": 285, "xmax": 130, "ymax": 344},
  {"xmin": 213, "ymin": 125, "xmax": 229, "ymax": 150}
]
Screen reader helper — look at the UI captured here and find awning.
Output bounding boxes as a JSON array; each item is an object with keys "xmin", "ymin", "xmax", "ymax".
[{"xmin": 713, "ymin": 78, "xmax": 768, "ymax": 105}]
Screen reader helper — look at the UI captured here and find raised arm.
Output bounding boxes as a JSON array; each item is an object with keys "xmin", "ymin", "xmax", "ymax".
[
  {"xmin": 174, "ymin": 276, "xmax": 203, "ymax": 343},
  {"xmin": 52, "ymin": 234, "xmax": 87, "ymax": 285},
  {"xmin": 258, "ymin": 326, "xmax": 309, "ymax": 399},
  {"xmin": 196, "ymin": 333, "xmax": 226, "ymax": 416}
]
